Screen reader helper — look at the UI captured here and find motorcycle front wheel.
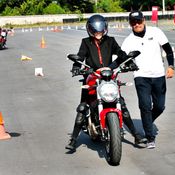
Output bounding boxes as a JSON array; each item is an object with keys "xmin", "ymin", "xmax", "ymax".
[{"xmin": 105, "ymin": 112, "xmax": 122, "ymax": 166}]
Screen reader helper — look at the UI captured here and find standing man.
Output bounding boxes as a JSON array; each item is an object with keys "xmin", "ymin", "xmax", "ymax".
[{"xmin": 121, "ymin": 11, "xmax": 174, "ymax": 149}]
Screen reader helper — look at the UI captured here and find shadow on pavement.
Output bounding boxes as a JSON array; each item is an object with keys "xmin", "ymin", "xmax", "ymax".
[
  {"xmin": 8, "ymin": 132, "xmax": 21, "ymax": 137},
  {"xmin": 65, "ymin": 119, "xmax": 159, "ymax": 156},
  {"xmin": 123, "ymin": 118, "xmax": 159, "ymax": 136}
]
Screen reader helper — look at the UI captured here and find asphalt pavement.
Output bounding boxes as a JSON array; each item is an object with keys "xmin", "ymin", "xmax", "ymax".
[{"xmin": 0, "ymin": 24, "xmax": 175, "ymax": 175}]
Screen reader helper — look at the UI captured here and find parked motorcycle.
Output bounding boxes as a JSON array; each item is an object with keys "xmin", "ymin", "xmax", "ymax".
[
  {"xmin": 0, "ymin": 28, "xmax": 8, "ymax": 49},
  {"xmin": 67, "ymin": 51, "xmax": 140, "ymax": 166}
]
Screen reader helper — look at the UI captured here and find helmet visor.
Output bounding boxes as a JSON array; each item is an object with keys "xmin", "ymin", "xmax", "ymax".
[{"xmin": 90, "ymin": 21, "xmax": 106, "ymax": 34}]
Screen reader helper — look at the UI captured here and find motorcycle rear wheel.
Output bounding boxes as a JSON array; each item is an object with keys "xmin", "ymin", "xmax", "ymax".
[{"xmin": 105, "ymin": 112, "xmax": 122, "ymax": 166}]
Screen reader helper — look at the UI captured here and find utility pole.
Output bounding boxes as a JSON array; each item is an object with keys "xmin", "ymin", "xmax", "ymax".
[
  {"xmin": 95, "ymin": 0, "xmax": 98, "ymax": 12},
  {"xmin": 95, "ymin": 0, "xmax": 97, "ymax": 6},
  {"xmin": 162, "ymin": 0, "xmax": 165, "ymax": 14}
]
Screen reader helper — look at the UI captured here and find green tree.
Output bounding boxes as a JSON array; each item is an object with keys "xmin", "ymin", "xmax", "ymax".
[
  {"xmin": 0, "ymin": 0, "xmax": 19, "ymax": 12},
  {"xmin": 0, "ymin": 0, "xmax": 174, "ymax": 15},
  {"xmin": 1, "ymin": 5, "xmax": 20, "ymax": 16},
  {"xmin": 56, "ymin": 0, "xmax": 94, "ymax": 13},
  {"xmin": 121, "ymin": 0, "xmax": 175, "ymax": 11},
  {"xmin": 43, "ymin": 2, "xmax": 65, "ymax": 14},
  {"xmin": 165, "ymin": 0, "xmax": 175, "ymax": 10},
  {"xmin": 19, "ymin": 0, "xmax": 46, "ymax": 15},
  {"xmin": 97, "ymin": 0, "xmax": 124, "ymax": 12}
]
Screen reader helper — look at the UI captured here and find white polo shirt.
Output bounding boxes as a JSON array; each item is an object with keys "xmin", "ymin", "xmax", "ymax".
[{"xmin": 121, "ymin": 26, "xmax": 168, "ymax": 78}]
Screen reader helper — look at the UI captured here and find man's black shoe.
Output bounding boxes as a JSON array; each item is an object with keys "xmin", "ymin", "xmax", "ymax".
[
  {"xmin": 65, "ymin": 139, "xmax": 76, "ymax": 152},
  {"xmin": 134, "ymin": 134, "xmax": 147, "ymax": 145}
]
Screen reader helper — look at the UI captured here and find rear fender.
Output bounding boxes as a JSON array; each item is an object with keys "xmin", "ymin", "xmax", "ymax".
[{"xmin": 100, "ymin": 108, "xmax": 122, "ymax": 129}]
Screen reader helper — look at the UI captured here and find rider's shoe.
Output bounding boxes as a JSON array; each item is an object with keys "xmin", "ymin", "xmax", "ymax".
[
  {"xmin": 65, "ymin": 138, "xmax": 76, "ymax": 152},
  {"xmin": 146, "ymin": 140, "xmax": 156, "ymax": 149},
  {"xmin": 134, "ymin": 134, "xmax": 147, "ymax": 145}
]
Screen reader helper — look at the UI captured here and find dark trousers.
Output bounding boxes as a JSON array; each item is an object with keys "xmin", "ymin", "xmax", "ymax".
[{"xmin": 134, "ymin": 76, "xmax": 166, "ymax": 141}]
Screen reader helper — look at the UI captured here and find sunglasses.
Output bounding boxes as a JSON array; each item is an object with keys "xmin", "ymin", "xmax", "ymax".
[{"xmin": 130, "ymin": 19, "xmax": 143, "ymax": 26}]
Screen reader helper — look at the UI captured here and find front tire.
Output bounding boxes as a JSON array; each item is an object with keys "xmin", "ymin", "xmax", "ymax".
[{"xmin": 105, "ymin": 112, "xmax": 122, "ymax": 166}]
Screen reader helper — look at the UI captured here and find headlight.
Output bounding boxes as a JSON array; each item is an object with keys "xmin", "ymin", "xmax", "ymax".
[{"xmin": 98, "ymin": 81, "xmax": 118, "ymax": 102}]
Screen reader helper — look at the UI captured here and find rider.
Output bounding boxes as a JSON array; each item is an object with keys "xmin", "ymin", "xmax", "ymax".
[{"xmin": 66, "ymin": 14, "xmax": 146, "ymax": 151}]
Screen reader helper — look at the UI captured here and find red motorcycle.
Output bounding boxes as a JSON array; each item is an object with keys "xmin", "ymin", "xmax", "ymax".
[
  {"xmin": 0, "ymin": 28, "xmax": 8, "ymax": 49},
  {"xmin": 67, "ymin": 51, "xmax": 140, "ymax": 165}
]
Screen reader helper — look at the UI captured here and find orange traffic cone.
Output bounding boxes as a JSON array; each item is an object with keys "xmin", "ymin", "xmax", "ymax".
[
  {"xmin": 40, "ymin": 36, "xmax": 46, "ymax": 48},
  {"xmin": 0, "ymin": 112, "xmax": 11, "ymax": 140},
  {"xmin": 52, "ymin": 26, "xmax": 63, "ymax": 32}
]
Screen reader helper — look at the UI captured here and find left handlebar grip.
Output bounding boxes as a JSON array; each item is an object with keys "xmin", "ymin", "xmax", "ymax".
[{"xmin": 79, "ymin": 68, "xmax": 94, "ymax": 75}]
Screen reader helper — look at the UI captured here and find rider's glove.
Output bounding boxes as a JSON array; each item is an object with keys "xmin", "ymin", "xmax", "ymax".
[
  {"xmin": 86, "ymin": 68, "xmax": 94, "ymax": 74},
  {"xmin": 71, "ymin": 66, "xmax": 81, "ymax": 77},
  {"xmin": 125, "ymin": 60, "xmax": 139, "ymax": 71},
  {"xmin": 129, "ymin": 62, "xmax": 139, "ymax": 71},
  {"xmin": 109, "ymin": 60, "xmax": 118, "ymax": 70}
]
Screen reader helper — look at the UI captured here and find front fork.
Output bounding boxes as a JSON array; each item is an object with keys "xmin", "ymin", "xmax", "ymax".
[{"xmin": 96, "ymin": 81, "xmax": 122, "ymax": 140}]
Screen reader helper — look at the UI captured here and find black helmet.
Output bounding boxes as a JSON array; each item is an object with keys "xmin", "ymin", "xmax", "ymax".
[{"xmin": 86, "ymin": 14, "xmax": 108, "ymax": 37}]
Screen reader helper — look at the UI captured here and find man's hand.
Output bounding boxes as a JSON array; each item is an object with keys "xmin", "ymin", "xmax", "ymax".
[
  {"xmin": 71, "ymin": 66, "xmax": 81, "ymax": 77},
  {"xmin": 166, "ymin": 67, "xmax": 174, "ymax": 78}
]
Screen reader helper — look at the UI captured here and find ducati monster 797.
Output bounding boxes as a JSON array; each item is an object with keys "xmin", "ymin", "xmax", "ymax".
[{"xmin": 67, "ymin": 51, "xmax": 140, "ymax": 165}]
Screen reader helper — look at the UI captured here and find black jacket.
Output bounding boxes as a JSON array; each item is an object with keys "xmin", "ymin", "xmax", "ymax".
[{"xmin": 74, "ymin": 35, "xmax": 127, "ymax": 70}]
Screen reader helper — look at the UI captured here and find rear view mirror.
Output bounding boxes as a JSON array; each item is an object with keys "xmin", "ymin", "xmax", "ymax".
[
  {"xmin": 127, "ymin": 51, "xmax": 140, "ymax": 58},
  {"xmin": 67, "ymin": 54, "xmax": 81, "ymax": 62}
]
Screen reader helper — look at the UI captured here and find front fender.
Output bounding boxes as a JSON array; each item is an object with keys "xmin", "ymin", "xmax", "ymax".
[{"xmin": 100, "ymin": 108, "xmax": 122, "ymax": 129}]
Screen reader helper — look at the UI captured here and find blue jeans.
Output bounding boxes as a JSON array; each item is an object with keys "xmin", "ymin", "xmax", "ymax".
[{"xmin": 134, "ymin": 76, "xmax": 166, "ymax": 141}]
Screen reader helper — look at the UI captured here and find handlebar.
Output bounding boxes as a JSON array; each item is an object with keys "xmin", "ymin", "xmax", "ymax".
[
  {"xmin": 71, "ymin": 65, "xmax": 137, "ymax": 77},
  {"xmin": 79, "ymin": 68, "xmax": 94, "ymax": 75},
  {"xmin": 68, "ymin": 50, "xmax": 140, "ymax": 77}
]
